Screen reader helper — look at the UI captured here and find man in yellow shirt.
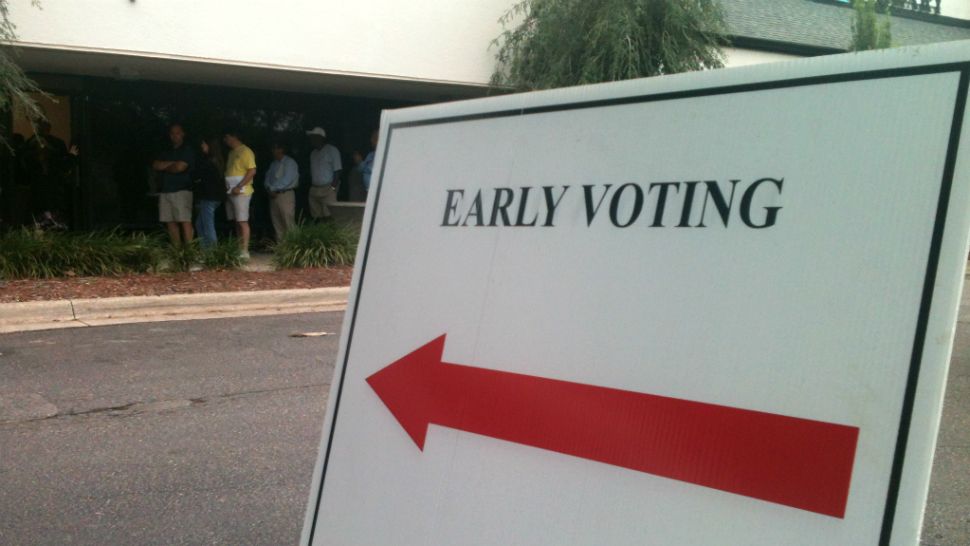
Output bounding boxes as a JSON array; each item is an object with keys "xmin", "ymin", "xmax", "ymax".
[{"xmin": 223, "ymin": 128, "xmax": 257, "ymax": 259}]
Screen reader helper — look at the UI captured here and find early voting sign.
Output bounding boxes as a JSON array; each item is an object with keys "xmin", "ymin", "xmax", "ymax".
[{"xmin": 302, "ymin": 42, "xmax": 970, "ymax": 545}]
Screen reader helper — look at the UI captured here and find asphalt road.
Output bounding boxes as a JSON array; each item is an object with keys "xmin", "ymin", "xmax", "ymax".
[
  {"xmin": 0, "ymin": 306, "xmax": 967, "ymax": 545},
  {"xmin": 0, "ymin": 312, "xmax": 340, "ymax": 546}
]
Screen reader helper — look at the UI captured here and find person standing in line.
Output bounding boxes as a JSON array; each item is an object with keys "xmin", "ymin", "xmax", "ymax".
[
  {"xmin": 346, "ymin": 150, "xmax": 367, "ymax": 202},
  {"xmin": 361, "ymin": 129, "xmax": 378, "ymax": 193},
  {"xmin": 22, "ymin": 121, "xmax": 80, "ymax": 228},
  {"xmin": 222, "ymin": 128, "xmax": 257, "ymax": 259},
  {"xmin": 306, "ymin": 126, "xmax": 342, "ymax": 221},
  {"xmin": 152, "ymin": 123, "xmax": 195, "ymax": 245},
  {"xmin": 264, "ymin": 141, "xmax": 299, "ymax": 242},
  {"xmin": 194, "ymin": 136, "xmax": 226, "ymax": 248}
]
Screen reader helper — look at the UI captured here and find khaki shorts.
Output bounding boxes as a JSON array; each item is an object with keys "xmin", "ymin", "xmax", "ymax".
[
  {"xmin": 226, "ymin": 193, "xmax": 252, "ymax": 222},
  {"xmin": 159, "ymin": 190, "xmax": 193, "ymax": 223}
]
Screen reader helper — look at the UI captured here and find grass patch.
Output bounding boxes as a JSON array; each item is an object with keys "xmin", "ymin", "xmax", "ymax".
[
  {"xmin": 0, "ymin": 228, "xmax": 163, "ymax": 279},
  {"xmin": 272, "ymin": 222, "xmax": 358, "ymax": 269},
  {"xmin": 160, "ymin": 238, "xmax": 244, "ymax": 272},
  {"xmin": 161, "ymin": 240, "xmax": 202, "ymax": 273},
  {"xmin": 201, "ymin": 238, "xmax": 243, "ymax": 270}
]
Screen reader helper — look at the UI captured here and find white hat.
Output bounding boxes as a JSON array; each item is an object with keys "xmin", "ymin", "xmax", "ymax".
[{"xmin": 306, "ymin": 127, "xmax": 327, "ymax": 137}]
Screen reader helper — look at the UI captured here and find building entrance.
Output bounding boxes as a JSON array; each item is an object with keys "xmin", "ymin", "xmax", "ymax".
[{"xmin": 3, "ymin": 74, "xmax": 415, "ymax": 239}]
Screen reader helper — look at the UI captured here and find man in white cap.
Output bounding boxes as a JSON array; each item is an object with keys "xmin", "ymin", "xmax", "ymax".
[{"xmin": 306, "ymin": 126, "xmax": 342, "ymax": 221}]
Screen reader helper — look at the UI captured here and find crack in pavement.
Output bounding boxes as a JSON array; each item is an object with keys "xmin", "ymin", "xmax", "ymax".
[{"xmin": 0, "ymin": 382, "xmax": 330, "ymax": 427}]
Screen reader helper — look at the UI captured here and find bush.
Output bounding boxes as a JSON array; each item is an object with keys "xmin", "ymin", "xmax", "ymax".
[
  {"xmin": 162, "ymin": 239, "xmax": 244, "ymax": 272},
  {"xmin": 0, "ymin": 229, "xmax": 253, "ymax": 279},
  {"xmin": 0, "ymin": 228, "xmax": 163, "ymax": 279},
  {"xmin": 273, "ymin": 223, "xmax": 358, "ymax": 268},
  {"xmin": 161, "ymin": 239, "xmax": 202, "ymax": 273},
  {"xmin": 201, "ymin": 238, "xmax": 243, "ymax": 270}
]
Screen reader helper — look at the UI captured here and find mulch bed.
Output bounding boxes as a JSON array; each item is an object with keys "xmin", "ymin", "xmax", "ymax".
[{"xmin": 0, "ymin": 267, "xmax": 354, "ymax": 303}]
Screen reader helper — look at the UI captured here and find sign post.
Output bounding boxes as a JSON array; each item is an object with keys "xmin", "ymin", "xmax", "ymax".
[{"xmin": 302, "ymin": 42, "xmax": 970, "ymax": 545}]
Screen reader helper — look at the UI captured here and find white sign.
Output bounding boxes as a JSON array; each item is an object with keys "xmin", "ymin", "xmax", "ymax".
[{"xmin": 302, "ymin": 42, "xmax": 970, "ymax": 545}]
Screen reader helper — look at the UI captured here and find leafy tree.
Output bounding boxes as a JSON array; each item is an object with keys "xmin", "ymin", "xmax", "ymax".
[
  {"xmin": 851, "ymin": 0, "xmax": 893, "ymax": 51},
  {"xmin": 491, "ymin": 0, "xmax": 726, "ymax": 91},
  {"xmin": 1, "ymin": 0, "xmax": 44, "ymax": 143}
]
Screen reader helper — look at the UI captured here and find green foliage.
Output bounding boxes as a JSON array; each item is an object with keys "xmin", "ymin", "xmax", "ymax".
[
  {"xmin": 851, "ymin": 0, "xmax": 893, "ymax": 52},
  {"xmin": 491, "ymin": 0, "xmax": 726, "ymax": 91},
  {"xmin": 0, "ymin": 1, "xmax": 45, "ymax": 144},
  {"xmin": 201, "ymin": 238, "xmax": 243, "ymax": 270},
  {"xmin": 0, "ymin": 228, "xmax": 163, "ymax": 279},
  {"xmin": 272, "ymin": 222, "xmax": 358, "ymax": 269},
  {"xmin": 161, "ymin": 240, "xmax": 202, "ymax": 273},
  {"xmin": 0, "ymin": 229, "xmax": 254, "ymax": 279},
  {"xmin": 165, "ymin": 238, "xmax": 246, "ymax": 272}
]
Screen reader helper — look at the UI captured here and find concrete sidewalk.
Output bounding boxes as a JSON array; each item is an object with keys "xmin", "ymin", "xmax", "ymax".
[
  {"xmin": 0, "ymin": 287, "xmax": 349, "ymax": 333},
  {"xmin": 240, "ymin": 251, "xmax": 276, "ymax": 272}
]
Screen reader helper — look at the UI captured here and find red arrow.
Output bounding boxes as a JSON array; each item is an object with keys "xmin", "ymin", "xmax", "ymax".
[{"xmin": 366, "ymin": 335, "xmax": 859, "ymax": 518}]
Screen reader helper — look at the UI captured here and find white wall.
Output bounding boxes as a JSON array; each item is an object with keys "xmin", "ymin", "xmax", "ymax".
[
  {"xmin": 9, "ymin": 0, "xmax": 513, "ymax": 86},
  {"xmin": 21, "ymin": 1, "xmax": 949, "ymax": 89},
  {"xmin": 722, "ymin": 47, "xmax": 801, "ymax": 68},
  {"xmin": 941, "ymin": 1, "xmax": 970, "ymax": 20}
]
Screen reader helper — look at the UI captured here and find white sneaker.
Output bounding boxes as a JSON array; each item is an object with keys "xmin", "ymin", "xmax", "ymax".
[{"xmin": 240, "ymin": 250, "xmax": 251, "ymax": 260}]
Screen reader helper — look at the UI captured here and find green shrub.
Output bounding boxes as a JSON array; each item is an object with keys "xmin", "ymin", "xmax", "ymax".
[
  {"xmin": 0, "ymin": 228, "xmax": 55, "ymax": 278},
  {"xmin": 0, "ymin": 228, "xmax": 163, "ymax": 279},
  {"xmin": 201, "ymin": 238, "xmax": 243, "ymax": 270},
  {"xmin": 69, "ymin": 231, "xmax": 163, "ymax": 275},
  {"xmin": 0, "ymin": 229, "xmax": 256, "ymax": 279},
  {"xmin": 273, "ymin": 222, "xmax": 358, "ymax": 268},
  {"xmin": 161, "ymin": 240, "xmax": 202, "ymax": 273}
]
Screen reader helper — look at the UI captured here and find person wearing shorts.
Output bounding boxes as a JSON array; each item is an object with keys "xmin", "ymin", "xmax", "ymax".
[
  {"xmin": 152, "ymin": 124, "xmax": 195, "ymax": 245},
  {"xmin": 223, "ymin": 128, "xmax": 257, "ymax": 259}
]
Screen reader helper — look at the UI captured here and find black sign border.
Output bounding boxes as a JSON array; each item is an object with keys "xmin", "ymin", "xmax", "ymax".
[{"xmin": 307, "ymin": 61, "xmax": 970, "ymax": 546}]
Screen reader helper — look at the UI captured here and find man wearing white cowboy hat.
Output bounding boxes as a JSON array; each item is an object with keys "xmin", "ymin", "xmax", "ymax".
[{"xmin": 306, "ymin": 126, "xmax": 342, "ymax": 221}]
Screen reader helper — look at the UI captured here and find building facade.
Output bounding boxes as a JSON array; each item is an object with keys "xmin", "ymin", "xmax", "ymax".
[{"xmin": 3, "ymin": 0, "xmax": 968, "ymax": 232}]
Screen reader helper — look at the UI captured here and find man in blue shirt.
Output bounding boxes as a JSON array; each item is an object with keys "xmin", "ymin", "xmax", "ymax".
[{"xmin": 264, "ymin": 141, "xmax": 299, "ymax": 241}]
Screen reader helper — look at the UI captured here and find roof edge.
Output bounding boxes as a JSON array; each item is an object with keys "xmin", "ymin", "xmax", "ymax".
[{"xmin": 727, "ymin": 35, "xmax": 846, "ymax": 56}]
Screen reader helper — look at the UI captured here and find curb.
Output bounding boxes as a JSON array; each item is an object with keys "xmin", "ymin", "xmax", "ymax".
[
  {"xmin": 0, "ymin": 287, "xmax": 350, "ymax": 333},
  {"xmin": 0, "ymin": 300, "xmax": 79, "ymax": 332}
]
